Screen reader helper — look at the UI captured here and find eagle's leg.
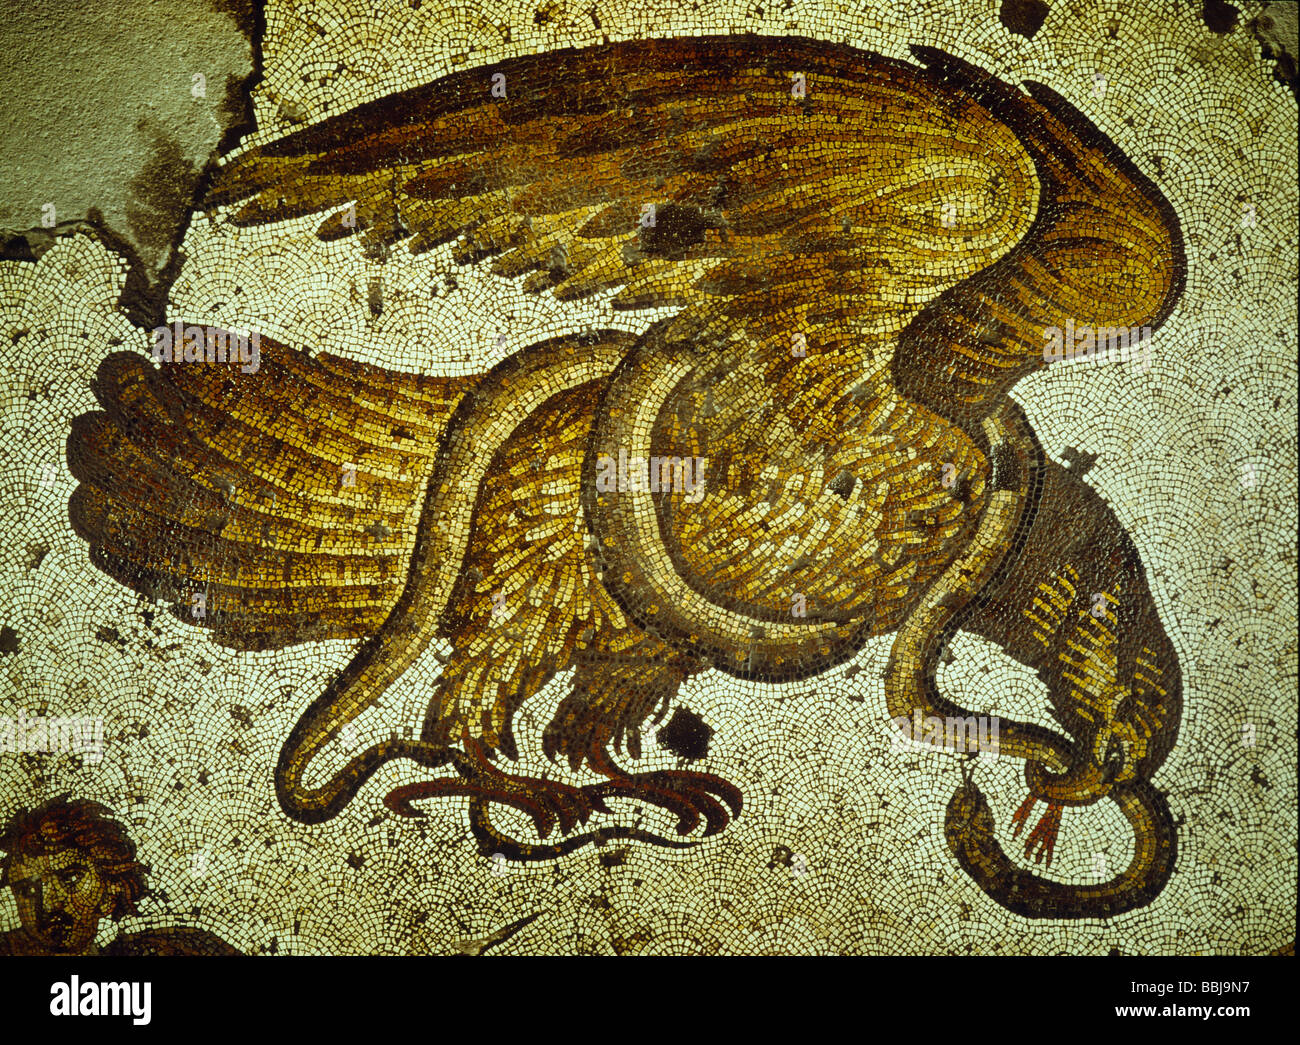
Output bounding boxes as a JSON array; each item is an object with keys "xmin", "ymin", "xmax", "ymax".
[
  {"xmin": 275, "ymin": 334, "xmax": 633, "ymax": 824},
  {"xmin": 543, "ymin": 652, "xmax": 743, "ymax": 836},
  {"xmin": 388, "ymin": 645, "xmax": 712, "ymax": 857},
  {"xmin": 376, "ymin": 653, "xmax": 609, "ymax": 836}
]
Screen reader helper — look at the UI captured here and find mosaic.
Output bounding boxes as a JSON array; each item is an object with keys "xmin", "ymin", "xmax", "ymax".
[{"xmin": 0, "ymin": 0, "xmax": 1295, "ymax": 955}]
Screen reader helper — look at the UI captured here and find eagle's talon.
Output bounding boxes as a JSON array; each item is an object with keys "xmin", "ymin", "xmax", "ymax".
[
  {"xmin": 1023, "ymin": 803, "xmax": 1063, "ymax": 867},
  {"xmin": 388, "ymin": 797, "xmax": 427, "ymax": 819},
  {"xmin": 383, "ymin": 737, "xmax": 602, "ymax": 836},
  {"xmin": 583, "ymin": 767, "xmax": 743, "ymax": 837},
  {"xmin": 1011, "ymin": 793, "xmax": 1038, "ymax": 838},
  {"xmin": 1008, "ymin": 793, "xmax": 1062, "ymax": 866}
]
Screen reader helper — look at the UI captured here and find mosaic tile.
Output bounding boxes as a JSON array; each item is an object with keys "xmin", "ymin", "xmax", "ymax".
[{"xmin": 0, "ymin": 0, "xmax": 1294, "ymax": 956}]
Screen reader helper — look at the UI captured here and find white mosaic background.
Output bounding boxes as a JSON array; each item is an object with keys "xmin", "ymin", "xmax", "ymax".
[{"xmin": 0, "ymin": 0, "xmax": 1294, "ymax": 953}]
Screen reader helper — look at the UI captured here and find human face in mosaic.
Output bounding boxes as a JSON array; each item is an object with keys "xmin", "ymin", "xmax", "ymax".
[{"xmin": 7, "ymin": 849, "xmax": 117, "ymax": 954}]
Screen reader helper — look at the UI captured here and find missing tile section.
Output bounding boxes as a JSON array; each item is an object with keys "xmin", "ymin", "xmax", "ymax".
[
  {"xmin": 1250, "ymin": 2, "xmax": 1300, "ymax": 100},
  {"xmin": 0, "ymin": 2, "xmax": 253, "ymax": 279},
  {"xmin": 657, "ymin": 708, "xmax": 713, "ymax": 761},
  {"xmin": 1000, "ymin": 0, "xmax": 1050, "ymax": 40},
  {"xmin": 126, "ymin": 122, "xmax": 202, "ymax": 271},
  {"xmin": 208, "ymin": 0, "xmax": 257, "ymax": 44},
  {"xmin": 1202, "ymin": 0, "xmax": 1241, "ymax": 35}
]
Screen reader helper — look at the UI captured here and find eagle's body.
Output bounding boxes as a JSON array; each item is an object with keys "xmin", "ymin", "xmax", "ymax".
[{"xmin": 68, "ymin": 36, "xmax": 1185, "ymax": 916}]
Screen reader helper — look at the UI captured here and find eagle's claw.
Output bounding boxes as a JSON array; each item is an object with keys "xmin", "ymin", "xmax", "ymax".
[{"xmin": 584, "ymin": 769, "xmax": 744, "ymax": 837}]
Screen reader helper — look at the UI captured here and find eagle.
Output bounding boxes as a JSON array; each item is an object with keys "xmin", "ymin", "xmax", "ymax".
[{"xmin": 68, "ymin": 36, "xmax": 1185, "ymax": 917}]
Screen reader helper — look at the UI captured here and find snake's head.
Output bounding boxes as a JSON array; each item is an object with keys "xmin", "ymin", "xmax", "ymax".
[{"xmin": 944, "ymin": 780, "xmax": 997, "ymax": 853}]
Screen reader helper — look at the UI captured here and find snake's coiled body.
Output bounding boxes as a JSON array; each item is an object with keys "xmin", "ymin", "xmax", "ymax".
[{"xmin": 946, "ymin": 780, "xmax": 1176, "ymax": 919}]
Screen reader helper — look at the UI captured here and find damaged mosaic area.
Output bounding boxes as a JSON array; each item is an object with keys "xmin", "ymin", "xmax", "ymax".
[{"xmin": 0, "ymin": 0, "xmax": 1295, "ymax": 954}]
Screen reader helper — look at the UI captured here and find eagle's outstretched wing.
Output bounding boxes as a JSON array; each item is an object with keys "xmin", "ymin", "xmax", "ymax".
[
  {"xmin": 130, "ymin": 36, "xmax": 1038, "ymax": 665},
  {"xmin": 205, "ymin": 35, "xmax": 1182, "ymax": 417},
  {"xmin": 205, "ymin": 36, "xmax": 1041, "ymax": 352}
]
